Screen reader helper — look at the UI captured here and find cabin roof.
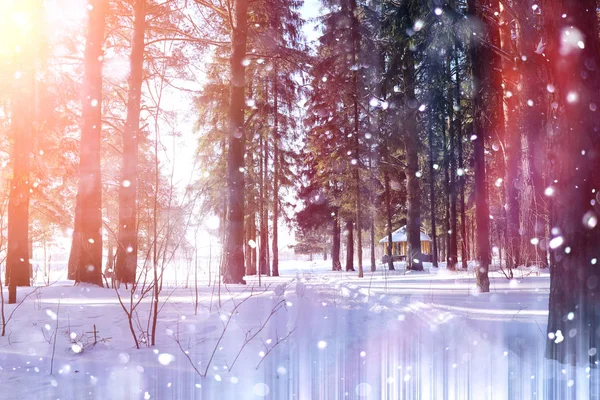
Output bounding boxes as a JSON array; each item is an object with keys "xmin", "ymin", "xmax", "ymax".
[{"xmin": 378, "ymin": 225, "xmax": 432, "ymax": 243}]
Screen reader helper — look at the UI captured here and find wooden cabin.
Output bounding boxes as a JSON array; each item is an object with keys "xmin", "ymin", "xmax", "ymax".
[{"xmin": 379, "ymin": 226, "xmax": 433, "ymax": 262}]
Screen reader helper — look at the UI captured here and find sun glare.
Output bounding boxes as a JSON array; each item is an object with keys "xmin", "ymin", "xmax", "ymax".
[{"xmin": 0, "ymin": 2, "xmax": 35, "ymax": 58}]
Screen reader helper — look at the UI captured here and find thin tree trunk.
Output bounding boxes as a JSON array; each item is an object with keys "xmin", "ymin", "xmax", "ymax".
[
  {"xmin": 68, "ymin": 0, "xmax": 106, "ymax": 286},
  {"xmin": 350, "ymin": 0, "xmax": 363, "ymax": 278},
  {"xmin": 271, "ymin": 63, "xmax": 280, "ymax": 277},
  {"xmin": 403, "ymin": 49, "xmax": 423, "ymax": 270},
  {"xmin": 223, "ymin": 0, "xmax": 250, "ymax": 284},
  {"xmin": 368, "ymin": 140, "xmax": 376, "ymax": 272},
  {"xmin": 383, "ymin": 167, "xmax": 395, "ymax": 270},
  {"xmin": 332, "ymin": 215, "xmax": 341, "ymax": 271},
  {"xmin": 345, "ymin": 220, "xmax": 354, "ymax": 272},
  {"xmin": 455, "ymin": 49, "xmax": 468, "ymax": 270},
  {"xmin": 245, "ymin": 144, "xmax": 257, "ymax": 276},
  {"xmin": 442, "ymin": 116, "xmax": 451, "ymax": 268},
  {"xmin": 427, "ymin": 116, "xmax": 439, "ymax": 268},
  {"xmin": 263, "ymin": 123, "xmax": 271, "ymax": 276},
  {"xmin": 447, "ymin": 55, "xmax": 458, "ymax": 271},
  {"xmin": 115, "ymin": 0, "xmax": 145, "ymax": 284},
  {"xmin": 369, "ymin": 221, "xmax": 375, "ymax": 272},
  {"xmin": 258, "ymin": 132, "xmax": 267, "ymax": 275}
]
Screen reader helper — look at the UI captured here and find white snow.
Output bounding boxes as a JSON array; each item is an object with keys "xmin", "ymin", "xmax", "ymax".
[{"xmin": 0, "ymin": 259, "xmax": 595, "ymax": 398}]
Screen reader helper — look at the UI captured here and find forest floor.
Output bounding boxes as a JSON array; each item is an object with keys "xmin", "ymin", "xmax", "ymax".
[{"xmin": 0, "ymin": 260, "xmax": 597, "ymax": 399}]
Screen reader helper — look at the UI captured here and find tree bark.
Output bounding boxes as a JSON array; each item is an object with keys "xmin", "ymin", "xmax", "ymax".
[
  {"xmin": 345, "ymin": 220, "xmax": 354, "ymax": 271},
  {"xmin": 223, "ymin": 0, "xmax": 250, "ymax": 284},
  {"xmin": 332, "ymin": 215, "xmax": 341, "ymax": 271},
  {"xmin": 258, "ymin": 131, "xmax": 268, "ymax": 275},
  {"xmin": 115, "ymin": 0, "xmax": 145, "ymax": 285},
  {"xmin": 546, "ymin": 0, "xmax": 600, "ymax": 366},
  {"xmin": 383, "ymin": 167, "xmax": 395, "ymax": 270},
  {"xmin": 6, "ymin": 38, "xmax": 34, "ymax": 300},
  {"xmin": 443, "ymin": 114, "xmax": 452, "ymax": 269},
  {"xmin": 271, "ymin": 63, "xmax": 280, "ymax": 277},
  {"xmin": 447, "ymin": 55, "xmax": 458, "ymax": 271},
  {"xmin": 427, "ymin": 115, "xmax": 439, "ymax": 268},
  {"xmin": 245, "ymin": 207, "xmax": 257, "ymax": 275},
  {"xmin": 68, "ymin": 0, "xmax": 106, "ymax": 286},
  {"xmin": 350, "ymin": 0, "xmax": 363, "ymax": 278},
  {"xmin": 455, "ymin": 49, "xmax": 468, "ymax": 270},
  {"xmin": 468, "ymin": 0, "xmax": 496, "ymax": 291},
  {"xmin": 501, "ymin": 3, "xmax": 522, "ymax": 271},
  {"xmin": 403, "ymin": 49, "xmax": 423, "ymax": 270},
  {"xmin": 520, "ymin": 0, "xmax": 548, "ymax": 268}
]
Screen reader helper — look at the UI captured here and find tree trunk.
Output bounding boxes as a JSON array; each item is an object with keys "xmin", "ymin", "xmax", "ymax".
[
  {"xmin": 105, "ymin": 240, "xmax": 115, "ymax": 287},
  {"xmin": 368, "ymin": 137, "xmax": 376, "ymax": 272},
  {"xmin": 369, "ymin": 221, "xmax": 375, "ymax": 272},
  {"xmin": 427, "ymin": 115, "xmax": 439, "ymax": 268},
  {"xmin": 383, "ymin": 167, "xmax": 395, "ymax": 270},
  {"xmin": 345, "ymin": 220, "xmax": 354, "ymax": 272},
  {"xmin": 546, "ymin": 0, "xmax": 600, "ymax": 366},
  {"xmin": 115, "ymin": 0, "xmax": 145, "ymax": 285},
  {"xmin": 468, "ymin": 0, "xmax": 496, "ymax": 292},
  {"xmin": 350, "ymin": 0, "xmax": 363, "ymax": 278},
  {"xmin": 447, "ymin": 55, "xmax": 458, "ymax": 271},
  {"xmin": 456, "ymin": 49, "xmax": 468, "ymax": 270},
  {"xmin": 271, "ymin": 63, "xmax": 280, "ymax": 277},
  {"xmin": 520, "ymin": 0, "xmax": 548, "ymax": 268},
  {"xmin": 403, "ymin": 49, "xmax": 423, "ymax": 270},
  {"xmin": 245, "ymin": 208, "xmax": 257, "ymax": 275},
  {"xmin": 6, "ymin": 40, "xmax": 34, "ymax": 301},
  {"xmin": 442, "ymin": 115, "xmax": 452, "ymax": 269},
  {"xmin": 258, "ymin": 132, "xmax": 268, "ymax": 275},
  {"xmin": 332, "ymin": 215, "xmax": 341, "ymax": 271},
  {"xmin": 223, "ymin": 0, "xmax": 250, "ymax": 284},
  {"xmin": 501, "ymin": 3, "xmax": 522, "ymax": 271},
  {"xmin": 69, "ymin": 0, "xmax": 106, "ymax": 286}
]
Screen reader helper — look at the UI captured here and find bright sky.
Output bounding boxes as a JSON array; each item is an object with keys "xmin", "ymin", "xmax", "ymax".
[{"xmin": 301, "ymin": 0, "xmax": 324, "ymax": 47}]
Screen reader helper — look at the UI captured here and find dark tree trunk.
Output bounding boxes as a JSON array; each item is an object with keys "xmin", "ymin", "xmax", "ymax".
[
  {"xmin": 403, "ymin": 49, "xmax": 423, "ymax": 270},
  {"xmin": 368, "ymin": 136, "xmax": 376, "ymax": 273},
  {"xmin": 427, "ymin": 116, "xmax": 439, "ymax": 268},
  {"xmin": 447, "ymin": 56, "xmax": 458, "ymax": 271},
  {"xmin": 383, "ymin": 167, "xmax": 395, "ymax": 270},
  {"xmin": 258, "ymin": 132, "xmax": 268, "ymax": 275},
  {"xmin": 455, "ymin": 49, "xmax": 468, "ymax": 270},
  {"xmin": 223, "ymin": 0, "xmax": 249, "ymax": 284},
  {"xmin": 246, "ymin": 210, "xmax": 257, "ymax": 275},
  {"xmin": 115, "ymin": 0, "xmax": 145, "ymax": 285},
  {"xmin": 468, "ymin": 0, "xmax": 497, "ymax": 291},
  {"xmin": 520, "ymin": 0, "xmax": 548, "ymax": 268},
  {"xmin": 546, "ymin": 0, "xmax": 600, "ymax": 366},
  {"xmin": 69, "ymin": 0, "xmax": 106, "ymax": 286},
  {"xmin": 501, "ymin": 5, "xmax": 522, "ymax": 271},
  {"xmin": 345, "ymin": 220, "xmax": 354, "ymax": 272},
  {"xmin": 350, "ymin": 0, "xmax": 363, "ymax": 278},
  {"xmin": 369, "ymin": 221, "xmax": 375, "ymax": 272},
  {"xmin": 6, "ymin": 48, "xmax": 34, "ymax": 302},
  {"xmin": 271, "ymin": 63, "xmax": 280, "ymax": 277},
  {"xmin": 332, "ymin": 216, "xmax": 341, "ymax": 271},
  {"xmin": 442, "ymin": 114, "xmax": 452, "ymax": 269}
]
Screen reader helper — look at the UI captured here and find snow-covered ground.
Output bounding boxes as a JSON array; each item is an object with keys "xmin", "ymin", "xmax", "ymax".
[{"xmin": 1, "ymin": 260, "xmax": 597, "ymax": 399}]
